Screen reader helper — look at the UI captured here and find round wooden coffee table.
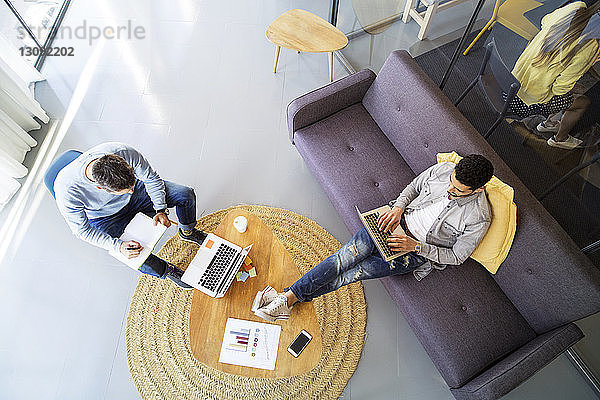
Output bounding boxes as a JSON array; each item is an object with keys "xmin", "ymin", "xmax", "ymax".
[
  {"xmin": 266, "ymin": 9, "xmax": 349, "ymax": 82},
  {"xmin": 188, "ymin": 209, "xmax": 323, "ymax": 378}
]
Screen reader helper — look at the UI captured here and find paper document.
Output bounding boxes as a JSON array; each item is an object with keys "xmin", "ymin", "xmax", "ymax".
[
  {"xmin": 108, "ymin": 213, "xmax": 167, "ymax": 270},
  {"xmin": 218, "ymin": 318, "xmax": 281, "ymax": 370}
]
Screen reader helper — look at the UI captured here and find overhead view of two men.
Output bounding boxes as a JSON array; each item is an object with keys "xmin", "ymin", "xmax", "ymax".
[{"xmin": 54, "ymin": 141, "xmax": 494, "ymax": 322}]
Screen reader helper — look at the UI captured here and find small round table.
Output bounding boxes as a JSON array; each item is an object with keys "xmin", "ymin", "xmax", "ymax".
[
  {"xmin": 188, "ymin": 209, "xmax": 323, "ymax": 378},
  {"xmin": 126, "ymin": 205, "xmax": 367, "ymax": 399},
  {"xmin": 266, "ymin": 9, "xmax": 349, "ymax": 82}
]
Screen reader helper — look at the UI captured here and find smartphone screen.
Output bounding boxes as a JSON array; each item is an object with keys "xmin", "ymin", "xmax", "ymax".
[{"xmin": 288, "ymin": 330, "xmax": 311, "ymax": 357}]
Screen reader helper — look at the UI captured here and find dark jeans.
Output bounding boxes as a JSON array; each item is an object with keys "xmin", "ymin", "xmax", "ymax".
[
  {"xmin": 288, "ymin": 228, "xmax": 428, "ymax": 302},
  {"xmin": 89, "ymin": 180, "xmax": 197, "ymax": 278}
]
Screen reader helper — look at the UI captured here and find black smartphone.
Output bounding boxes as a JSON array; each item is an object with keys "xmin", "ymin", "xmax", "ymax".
[{"xmin": 287, "ymin": 330, "xmax": 312, "ymax": 357}]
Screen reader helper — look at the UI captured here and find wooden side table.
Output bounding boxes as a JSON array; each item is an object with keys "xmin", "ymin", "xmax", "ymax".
[
  {"xmin": 188, "ymin": 209, "xmax": 323, "ymax": 378},
  {"xmin": 266, "ymin": 9, "xmax": 349, "ymax": 82}
]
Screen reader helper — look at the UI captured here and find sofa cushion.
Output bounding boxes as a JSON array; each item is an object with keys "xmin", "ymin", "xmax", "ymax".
[
  {"xmin": 437, "ymin": 152, "xmax": 517, "ymax": 274},
  {"xmin": 380, "ymin": 259, "xmax": 536, "ymax": 388},
  {"xmin": 362, "ymin": 50, "xmax": 495, "ymax": 176},
  {"xmin": 294, "ymin": 103, "xmax": 416, "ymax": 233}
]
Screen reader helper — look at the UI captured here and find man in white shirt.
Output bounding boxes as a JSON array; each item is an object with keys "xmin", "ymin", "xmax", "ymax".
[{"xmin": 252, "ymin": 154, "xmax": 494, "ymax": 322}]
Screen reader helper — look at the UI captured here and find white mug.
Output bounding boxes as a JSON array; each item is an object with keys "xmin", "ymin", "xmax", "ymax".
[{"xmin": 233, "ymin": 216, "xmax": 248, "ymax": 233}]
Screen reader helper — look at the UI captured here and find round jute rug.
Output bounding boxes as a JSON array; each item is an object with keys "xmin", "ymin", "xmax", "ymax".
[{"xmin": 126, "ymin": 205, "xmax": 367, "ymax": 400}]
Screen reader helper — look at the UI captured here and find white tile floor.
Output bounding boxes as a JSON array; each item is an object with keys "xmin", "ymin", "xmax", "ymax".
[{"xmin": 0, "ymin": 0, "xmax": 598, "ymax": 399}]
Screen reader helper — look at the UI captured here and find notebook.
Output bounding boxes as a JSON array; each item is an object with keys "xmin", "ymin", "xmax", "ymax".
[{"xmin": 108, "ymin": 213, "xmax": 167, "ymax": 270}]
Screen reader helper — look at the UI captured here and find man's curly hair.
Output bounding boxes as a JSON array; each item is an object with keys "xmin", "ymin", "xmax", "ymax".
[
  {"xmin": 454, "ymin": 154, "xmax": 494, "ymax": 190},
  {"xmin": 91, "ymin": 154, "xmax": 136, "ymax": 192}
]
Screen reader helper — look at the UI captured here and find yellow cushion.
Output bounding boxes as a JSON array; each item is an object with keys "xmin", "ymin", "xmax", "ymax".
[{"xmin": 436, "ymin": 152, "xmax": 517, "ymax": 274}]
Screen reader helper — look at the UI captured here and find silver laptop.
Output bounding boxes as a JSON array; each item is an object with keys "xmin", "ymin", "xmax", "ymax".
[
  {"xmin": 356, "ymin": 205, "xmax": 407, "ymax": 262},
  {"xmin": 181, "ymin": 233, "xmax": 253, "ymax": 298}
]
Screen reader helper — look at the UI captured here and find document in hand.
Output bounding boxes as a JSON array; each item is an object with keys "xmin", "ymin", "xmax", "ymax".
[{"xmin": 108, "ymin": 213, "xmax": 168, "ymax": 270}]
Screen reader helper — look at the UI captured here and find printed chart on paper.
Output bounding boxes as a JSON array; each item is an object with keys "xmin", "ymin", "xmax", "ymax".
[{"xmin": 218, "ymin": 318, "xmax": 281, "ymax": 370}]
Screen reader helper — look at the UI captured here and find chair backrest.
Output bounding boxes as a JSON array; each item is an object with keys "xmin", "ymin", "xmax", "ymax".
[
  {"xmin": 44, "ymin": 150, "xmax": 82, "ymax": 199},
  {"xmin": 479, "ymin": 39, "xmax": 521, "ymax": 114}
]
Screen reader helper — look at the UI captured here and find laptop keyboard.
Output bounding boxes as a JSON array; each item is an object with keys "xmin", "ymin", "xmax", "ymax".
[
  {"xmin": 198, "ymin": 244, "xmax": 238, "ymax": 292},
  {"xmin": 363, "ymin": 212, "xmax": 397, "ymax": 258}
]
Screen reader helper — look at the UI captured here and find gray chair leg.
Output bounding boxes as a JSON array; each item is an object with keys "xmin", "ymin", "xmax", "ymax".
[
  {"xmin": 454, "ymin": 79, "xmax": 478, "ymax": 106},
  {"xmin": 539, "ymin": 152, "xmax": 600, "ymax": 200},
  {"xmin": 369, "ymin": 34, "xmax": 375, "ymax": 65},
  {"xmin": 582, "ymin": 239, "xmax": 600, "ymax": 254},
  {"xmin": 484, "ymin": 115, "xmax": 504, "ymax": 139},
  {"xmin": 521, "ymin": 134, "xmax": 528, "ymax": 146}
]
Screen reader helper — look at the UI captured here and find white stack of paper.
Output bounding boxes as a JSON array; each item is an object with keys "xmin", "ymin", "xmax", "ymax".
[
  {"xmin": 218, "ymin": 318, "xmax": 281, "ymax": 370},
  {"xmin": 108, "ymin": 213, "xmax": 167, "ymax": 270}
]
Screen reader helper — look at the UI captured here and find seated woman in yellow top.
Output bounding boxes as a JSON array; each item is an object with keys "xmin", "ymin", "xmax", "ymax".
[{"xmin": 510, "ymin": 1, "xmax": 600, "ymax": 149}]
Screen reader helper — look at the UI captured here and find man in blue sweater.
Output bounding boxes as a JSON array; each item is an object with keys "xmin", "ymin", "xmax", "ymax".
[{"xmin": 54, "ymin": 142, "xmax": 206, "ymax": 289}]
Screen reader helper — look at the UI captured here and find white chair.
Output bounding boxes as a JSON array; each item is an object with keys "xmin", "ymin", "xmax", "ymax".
[{"xmin": 402, "ymin": 0, "xmax": 471, "ymax": 40}]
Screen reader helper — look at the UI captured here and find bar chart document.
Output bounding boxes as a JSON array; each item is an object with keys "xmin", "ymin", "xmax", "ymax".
[{"xmin": 218, "ymin": 318, "xmax": 281, "ymax": 370}]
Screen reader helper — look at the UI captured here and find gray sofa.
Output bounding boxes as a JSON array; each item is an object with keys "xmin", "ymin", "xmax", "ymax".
[{"xmin": 287, "ymin": 50, "xmax": 600, "ymax": 400}]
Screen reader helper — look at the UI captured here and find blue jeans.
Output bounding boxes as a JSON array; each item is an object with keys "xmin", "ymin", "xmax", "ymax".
[
  {"xmin": 89, "ymin": 180, "xmax": 197, "ymax": 278},
  {"xmin": 288, "ymin": 228, "xmax": 428, "ymax": 302}
]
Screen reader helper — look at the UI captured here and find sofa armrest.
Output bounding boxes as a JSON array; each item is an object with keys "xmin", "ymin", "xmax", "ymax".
[
  {"xmin": 450, "ymin": 323, "xmax": 584, "ymax": 400},
  {"xmin": 286, "ymin": 69, "xmax": 376, "ymax": 144}
]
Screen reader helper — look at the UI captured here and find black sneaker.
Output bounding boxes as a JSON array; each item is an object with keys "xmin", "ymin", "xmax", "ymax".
[
  {"xmin": 166, "ymin": 265, "xmax": 194, "ymax": 290},
  {"xmin": 178, "ymin": 228, "xmax": 208, "ymax": 246}
]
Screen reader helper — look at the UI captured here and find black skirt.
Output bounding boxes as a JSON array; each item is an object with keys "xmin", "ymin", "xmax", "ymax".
[{"xmin": 504, "ymin": 92, "xmax": 574, "ymax": 119}]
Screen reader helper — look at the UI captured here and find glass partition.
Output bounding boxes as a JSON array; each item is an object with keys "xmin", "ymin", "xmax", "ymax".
[
  {"xmin": 334, "ymin": 0, "xmax": 494, "ymax": 72},
  {"xmin": 328, "ymin": 0, "xmax": 600, "ymax": 264},
  {"xmin": 1, "ymin": 0, "xmax": 71, "ymax": 69}
]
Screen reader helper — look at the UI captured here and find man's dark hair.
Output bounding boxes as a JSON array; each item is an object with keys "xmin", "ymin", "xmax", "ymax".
[
  {"xmin": 455, "ymin": 154, "xmax": 494, "ymax": 190},
  {"xmin": 91, "ymin": 154, "xmax": 136, "ymax": 191}
]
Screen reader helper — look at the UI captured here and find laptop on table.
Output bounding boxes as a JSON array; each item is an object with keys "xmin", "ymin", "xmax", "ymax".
[{"xmin": 182, "ymin": 233, "xmax": 252, "ymax": 298}]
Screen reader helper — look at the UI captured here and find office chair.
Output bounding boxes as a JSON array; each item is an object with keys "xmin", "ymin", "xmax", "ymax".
[
  {"xmin": 454, "ymin": 39, "xmax": 521, "ymax": 140},
  {"xmin": 44, "ymin": 150, "xmax": 82, "ymax": 198}
]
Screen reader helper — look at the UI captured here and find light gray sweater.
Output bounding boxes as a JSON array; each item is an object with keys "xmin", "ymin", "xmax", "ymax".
[
  {"xmin": 394, "ymin": 162, "xmax": 491, "ymax": 266},
  {"xmin": 54, "ymin": 142, "xmax": 167, "ymax": 252}
]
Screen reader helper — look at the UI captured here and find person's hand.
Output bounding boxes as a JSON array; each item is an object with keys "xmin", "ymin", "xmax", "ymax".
[
  {"xmin": 387, "ymin": 234, "xmax": 418, "ymax": 252},
  {"xmin": 377, "ymin": 206, "xmax": 404, "ymax": 233},
  {"xmin": 120, "ymin": 240, "xmax": 143, "ymax": 259},
  {"xmin": 154, "ymin": 212, "xmax": 171, "ymax": 228}
]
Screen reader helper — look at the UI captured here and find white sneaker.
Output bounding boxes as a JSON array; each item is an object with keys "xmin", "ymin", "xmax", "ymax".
[
  {"xmin": 537, "ymin": 121, "xmax": 559, "ymax": 133},
  {"xmin": 251, "ymin": 286, "xmax": 278, "ymax": 313},
  {"xmin": 254, "ymin": 294, "xmax": 292, "ymax": 322},
  {"xmin": 547, "ymin": 135, "xmax": 583, "ymax": 149}
]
